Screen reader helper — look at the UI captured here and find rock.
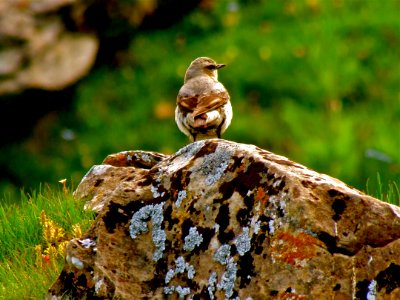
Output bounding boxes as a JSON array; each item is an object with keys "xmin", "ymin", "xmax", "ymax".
[
  {"xmin": 75, "ymin": 150, "xmax": 168, "ymax": 212},
  {"xmin": 20, "ymin": 33, "xmax": 98, "ymax": 90},
  {"xmin": 0, "ymin": 1, "xmax": 98, "ymax": 94},
  {"xmin": 48, "ymin": 139, "xmax": 400, "ymax": 299},
  {"xmin": 0, "ymin": 0, "xmax": 165, "ymax": 95},
  {"xmin": 0, "ymin": 48, "xmax": 23, "ymax": 75},
  {"xmin": 0, "ymin": 0, "xmax": 199, "ymax": 95}
]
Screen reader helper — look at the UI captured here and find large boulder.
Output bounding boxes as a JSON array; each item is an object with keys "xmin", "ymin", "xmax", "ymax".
[{"xmin": 48, "ymin": 139, "xmax": 400, "ymax": 299}]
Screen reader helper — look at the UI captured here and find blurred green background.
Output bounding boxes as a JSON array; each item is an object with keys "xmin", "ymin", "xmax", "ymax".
[{"xmin": 0, "ymin": 0, "xmax": 399, "ymax": 199}]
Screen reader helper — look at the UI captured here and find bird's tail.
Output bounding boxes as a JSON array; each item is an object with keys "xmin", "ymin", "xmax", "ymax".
[{"xmin": 190, "ymin": 111, "xmax": 220, "ymax": 129}]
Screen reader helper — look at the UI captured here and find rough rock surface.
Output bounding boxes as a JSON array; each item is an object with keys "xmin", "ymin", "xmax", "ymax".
[
  {"xmin": 48, "ymin": 139, "xmax": 400, "ymax": 299},
  {"xmin": 0, "ymin": 0, "xmax": 98, "ymax": 94}
]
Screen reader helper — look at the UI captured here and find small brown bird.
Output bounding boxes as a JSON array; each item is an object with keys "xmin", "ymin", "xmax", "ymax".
[{"xmin": 175, "ymin": 57, "xmax": 232, "ymax": 142}]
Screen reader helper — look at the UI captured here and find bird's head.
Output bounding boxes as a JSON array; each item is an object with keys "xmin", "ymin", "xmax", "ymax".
[{"xmin": 184, "ymin": 57, "xmax": 226, "ymax": 82}]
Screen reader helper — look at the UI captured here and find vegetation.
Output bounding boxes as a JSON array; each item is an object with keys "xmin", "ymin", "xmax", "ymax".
[
  {"xmin": 0, "ymin": 0, "xmax": 398, "ymax": 198},
  {"xmin": 367, "ymin": 174, "xmax": 399, "ymax": 206},
  {"xmin": 0, "ymin": 186, "xmax": 94, "ymax": 298},
  {"xmin": 0, "ymin": 1, "xmax": 398, "ymax": 295}
]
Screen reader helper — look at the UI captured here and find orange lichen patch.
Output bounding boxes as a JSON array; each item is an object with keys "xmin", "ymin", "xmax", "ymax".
[
  {"xmin": 103, "ymin": 153, "xmax": 130, "ymax": 167},
  {"xmin": 255, "ymin": 186, "xmax": 269, "ymax": 205},
  {"xmin": 271, "ymin": 230, "xmax": 323, "ymax": 266}
]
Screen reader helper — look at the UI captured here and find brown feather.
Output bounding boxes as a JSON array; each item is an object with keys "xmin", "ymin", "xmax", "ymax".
[
  {"xmin": 177, "ymin": 96, "xmax": 198, "ymax": 112},
  {"xmin": 177, "ymin": 90, "xmax": 229, "ymax": 118}
]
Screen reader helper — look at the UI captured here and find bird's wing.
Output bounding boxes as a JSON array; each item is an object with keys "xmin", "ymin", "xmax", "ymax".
[
  {"xmin": 192, "ymin": 90, "xmax": 230, "ymax": 118},
  {"xmin": 177, "ymin": 94, "xmax": 199, "ymax": 113},
  {"xmin": 177, "ymin": 80, "xmax": 230, "ymax": 117}
]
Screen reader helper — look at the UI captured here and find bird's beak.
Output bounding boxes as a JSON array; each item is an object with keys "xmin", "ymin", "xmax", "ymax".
[{"xmin": 216, "ymin": 64, "xmax": 226, "ymax": 69}]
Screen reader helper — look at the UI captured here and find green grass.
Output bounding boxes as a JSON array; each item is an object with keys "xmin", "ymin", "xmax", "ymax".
[
  {"xmin": 1, "ymin": 0, "xmax": 398, "ymax": 196},
  {"xmin": 0, "ymin": 186, "xmax": 94, "ymax": 299},
  {"xmin": 367, "ymin": 174, "xmax": 400, "ymax": 206}
]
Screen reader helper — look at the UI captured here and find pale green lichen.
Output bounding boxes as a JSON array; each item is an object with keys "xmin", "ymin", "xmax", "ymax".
[
  {"xmin": 367, "ymin": 280, "xmax": 377, "ymax": 300},
  {"xmin": 207, "ymin": 272, "xmax": 218, "ymax": 300},
  {"xmin": 134, "ymin": 152, "xmax": 152, "ymax": 163},
  {"xmin": 94, "ymin": 278, "xmax": 104, "ymax": 294},
  {"xmin": 175, "ymin": 140, "xmax": 206, "ymax": 158},
  {"xmin": 183, "ymin": 227, "xmax": 203, "ymax": 251},
  {"xmin": 152, "ymin": 227, "xmax": 166, "ymax": 261},
  {"xmin": 91, "ymin": 164, "xmax": 112, "ymax": 176},
  {"xmin": 210, "ymin": 227, "xmax": 252, "ymax": 297},
  {"xmin": 164, "ymin": 286, "xmax": 190, "ymax": 299},
  {"xmin": 164, "ymin": 256, "xmax": 195, "ymax": 281},
  {"xmin": 196, "ymin": 147, "xmax": 232, "ymax": 186},
  {"xmin": 66, "ymin": 256, "xmax": 84, "ymax": 270},
  {"xmin": 252, "ymin": 219, "xmax": 261, "ymax": 235},
  {"xmin": 217, "ymin": 261, "xmax": 237, "ymax": 298},
  {"xmin": 129, "ymin": 202, "xmax": 165, "ymax": 261},
  {"xmin": 175, "ymin": 190, "xmax": 187, "ymax": 208},
  {"xmin": 267, "ymin": 193, "xmax": 288, "ymax": 235},
  {"xmin": 151, "ymin": 184, "xmax": 165, "ymax": 199},
  {"xmin": 164, "ymin": 256, "xmax": 195, "ymax": 298},
  {"xmin": 78, "ymin": 238, "xmax": 96, "ymax": 249},
  {"xmin": 234, "ymin": 227, "xmax": 251, "ymax": 256},
  {"xmin": 214, "ymin": 244, "xmax": 231, "ymax": 265}
]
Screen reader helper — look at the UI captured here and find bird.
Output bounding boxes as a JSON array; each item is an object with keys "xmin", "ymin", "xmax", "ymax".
[{"xmin": 175, "ymin": 57, "xmax": 232, "ymax": 142}]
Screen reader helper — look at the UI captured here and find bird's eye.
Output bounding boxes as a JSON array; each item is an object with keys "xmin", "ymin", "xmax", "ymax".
[{"xmin": 206, "ymin": 65, "xmax": 216, "ymax": 70}]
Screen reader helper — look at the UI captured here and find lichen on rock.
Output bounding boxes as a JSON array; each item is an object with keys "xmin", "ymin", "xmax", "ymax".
[
  {"xmin": 129, "ymin": 202, "xmax": 166, "ymax": 261},
  {"xmin": 48, "ymin": 139, "xmax": 400, "ymax": 299},
  {"xmin": 183, "ymin": 227, "xmax": 203, "ymax": 251}
]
